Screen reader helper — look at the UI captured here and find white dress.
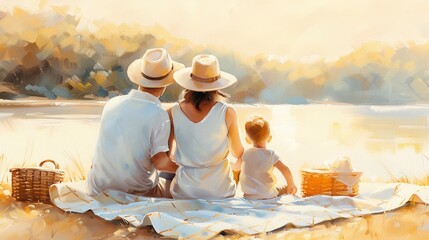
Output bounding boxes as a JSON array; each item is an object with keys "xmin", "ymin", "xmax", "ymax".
[{"xmin": 170, "ymin": 101, "xmax": 236, "ymax": 199}]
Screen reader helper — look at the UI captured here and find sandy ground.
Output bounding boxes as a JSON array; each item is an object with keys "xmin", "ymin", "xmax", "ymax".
[{"xmin": 1, "ymin": 182, "xmax": 429, "ymax": 239}]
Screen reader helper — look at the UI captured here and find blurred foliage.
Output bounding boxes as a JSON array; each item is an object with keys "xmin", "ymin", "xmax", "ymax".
[{"xmin": 1, "ymin": 8, "xmax": 429, "ymax": 104}]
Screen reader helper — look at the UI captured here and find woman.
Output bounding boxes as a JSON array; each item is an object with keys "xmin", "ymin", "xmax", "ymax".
[{"xmin": 168, "ymin": 54, "xmax": 244, "ymax": 199}]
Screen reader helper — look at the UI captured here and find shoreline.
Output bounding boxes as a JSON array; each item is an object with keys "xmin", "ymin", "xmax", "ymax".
[
  {"xmin": 0, "ymin": 99, "xmax": 107, "ymax": 108},
  {"xmin": 2, "ymin": 99, "xmax": 429, "ymax": 108},
  {"xmin": 0, "ymin": 99, "xmax": 278, "ymax": 108}
]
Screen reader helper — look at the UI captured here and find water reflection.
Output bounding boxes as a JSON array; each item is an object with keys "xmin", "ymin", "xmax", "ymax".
[{"xmin": 1, "ymin": 102, "xmax": 429, "ymax": 188}]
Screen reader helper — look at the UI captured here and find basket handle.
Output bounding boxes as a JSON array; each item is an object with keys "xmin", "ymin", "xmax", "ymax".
[{"xmin": 39, "ymin": 159, "xmax": 60, "ymax": 169}]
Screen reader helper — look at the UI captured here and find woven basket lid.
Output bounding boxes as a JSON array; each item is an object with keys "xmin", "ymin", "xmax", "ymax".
[
  {"xmin": 9, "ymin": 159, "xmax": 64, "ymax": 174},
  {"xmin": 301, "ymin": 168, "xmax": 362, "ymax": 174}
]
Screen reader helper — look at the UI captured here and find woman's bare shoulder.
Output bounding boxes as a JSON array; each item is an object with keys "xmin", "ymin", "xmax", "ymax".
[
  {"xmin": 226, "ymin": 105, "xmax": 237, "ymax": 116},
  {"xmin": 166, "ymin": 101, "xmax": 181, "ymax": 119},
  {"xmin": 225, "ymin": 105, "xmax": 237, "ymax": 127}
]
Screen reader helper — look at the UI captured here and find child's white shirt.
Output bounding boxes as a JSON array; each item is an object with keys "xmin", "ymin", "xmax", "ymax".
[{"xmin": 239, "ymin": 147, "xmax": 279, "ymax": 199}]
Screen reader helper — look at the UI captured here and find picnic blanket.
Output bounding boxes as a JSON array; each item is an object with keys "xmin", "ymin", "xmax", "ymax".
[{"xmin": 50, "ymin": 181, "xmax": 429, "ymax": 239}]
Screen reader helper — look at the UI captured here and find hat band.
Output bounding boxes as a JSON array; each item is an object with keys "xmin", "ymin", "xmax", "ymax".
[
  {"xmin": 190, "ymin": 73, "xmax": 221, "ymax": 83},
  {"xmin": 141, "ymin": 65, "xmax": 174, "ymax": 81}
]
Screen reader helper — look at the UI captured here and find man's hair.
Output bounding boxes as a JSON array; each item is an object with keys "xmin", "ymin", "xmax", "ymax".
[
  {"xmin": 245, "ymin": 116, "xmax": 270, "ymax": 142},
  {"xmin": 183, "ymin": 90, "xmax": 229, "ymax": 111},
  {"xmin": 141, "ymin": 86, "xmax": 165, "ymax": 91}
]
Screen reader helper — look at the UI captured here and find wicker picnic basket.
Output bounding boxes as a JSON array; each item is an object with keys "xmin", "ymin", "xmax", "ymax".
[
  {"xmin": 301, "ymin": 168, "xmax": 362, "ymax": 197},
  {"xmin": 9, "ymin": 159, "xmax": 64, "ymax": 203}
]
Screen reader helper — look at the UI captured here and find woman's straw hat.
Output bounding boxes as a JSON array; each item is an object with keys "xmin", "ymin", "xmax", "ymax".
[
  {"xmin": 173, "ymin": 54, "xmax": 237, "ymax": 92},
  {"xmin": 127, "ymin": 48, "xmax": 184, "ymax": 88}
]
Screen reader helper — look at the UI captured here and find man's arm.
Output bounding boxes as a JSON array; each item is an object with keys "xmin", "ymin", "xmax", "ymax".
[
  {"xmin": 151, "ymin": 152, "xmax": 178, "ymax": 173},
  {"xmin": 150, "ymin": 110, "xmax": 177, "ymax": 173}
]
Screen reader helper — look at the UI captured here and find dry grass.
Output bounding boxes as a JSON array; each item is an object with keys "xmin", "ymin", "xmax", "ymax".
[
  {"xmin": 2, "ymin": 103, "xmax": 429, "ymax": 239},
  {"xmin": 395, "ymin": 176, "xmax": 429, "ymax": 186},
  {"xmin": 1, "ymin": 180, "xmax": 429, "ymax": 239},
  {"xmin": 63, "ymin": 150, "xmax": 87, "ymax": 182},
  {"xmin": 1, "ymin": 151, "xmax": 429, "ymax": 239},
  {"xmin": 279, "ymin": 206, "xmax": 428, "ymax": 240},
  {"xmin": 2, "ymin": 147, "xmax": 429, "ymax": 239},
  {"xmin": 1, "ymin": 152, "xmax": 88, "ymax": 183},
  {"xmin": 377, "ymin": 155, "xmax": 429, "ymax": 186},
  {"xmin": 0, "ymin": 183, "xmax": 162, "ymax": 240},
  {"xmin": 0, "ymin": 154, "xmax": 9, "ymax": 184},
  {"xmin": 214, "ymin": 203, "xmax": 429, "ymax": 240}
]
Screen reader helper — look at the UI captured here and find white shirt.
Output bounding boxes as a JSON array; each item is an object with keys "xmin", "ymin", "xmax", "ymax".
[
  {"xmin": 239, "ymin": 148, "xmax": 279, "ymax": 199},
  {"xmin": 87, "ymin": 89, "xmax": 170, "ymax": 195},
  {"xmin": 170, "ymin": 101, "xmax": 236, "ymax": 199}
]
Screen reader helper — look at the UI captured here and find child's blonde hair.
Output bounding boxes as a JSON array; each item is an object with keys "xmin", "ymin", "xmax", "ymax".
[{"xmin": 245, "ymin": 116, "xmax": 270, "ymax": 143}]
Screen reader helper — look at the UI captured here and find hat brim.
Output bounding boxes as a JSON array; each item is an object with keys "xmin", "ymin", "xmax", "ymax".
[
  {"xmin": 173, "ymin": 68, "xmax": 237, "ymax": 92},
  {"xmin": 127, "ymin": 60, "xmax": 185, "ymax": 88}
]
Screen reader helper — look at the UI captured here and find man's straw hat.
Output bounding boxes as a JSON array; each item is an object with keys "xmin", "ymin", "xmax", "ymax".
[{"xmin": 127, "ymin": 48, "xmax": 184, "ymax": 88}]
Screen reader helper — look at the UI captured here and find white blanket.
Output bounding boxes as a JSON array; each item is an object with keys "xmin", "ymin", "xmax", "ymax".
[{"xmin": 50, "ymin": 182, "xmax": 429, "ymax": 239}]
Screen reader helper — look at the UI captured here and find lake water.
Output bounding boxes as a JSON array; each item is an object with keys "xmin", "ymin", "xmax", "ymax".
[{"xmin": 1, "ymin": 100, "xmax": 429, "ymax": 188}]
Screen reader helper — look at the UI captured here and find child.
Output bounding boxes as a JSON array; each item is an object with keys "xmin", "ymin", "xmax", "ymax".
[{"xmin": 234, "ymin": 116, "xmax": 297, "ymax": 199}]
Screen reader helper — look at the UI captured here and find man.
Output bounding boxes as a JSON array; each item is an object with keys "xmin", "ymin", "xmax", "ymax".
[{"xmin": 87, "ymin": 48, "xmax": 184, "ymax": 198}]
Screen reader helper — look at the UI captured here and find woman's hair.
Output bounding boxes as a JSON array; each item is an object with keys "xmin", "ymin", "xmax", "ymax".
[
  {"xmin": 183, "ymin": 89, "xmax": 229, "ymax": 111},
  {"xmin": 245, "ymin": 116, "xmax": 270, "ymax": 143}
]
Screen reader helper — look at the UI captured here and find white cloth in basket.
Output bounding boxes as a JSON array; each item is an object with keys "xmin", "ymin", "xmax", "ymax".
[{"xmin": 324, "ymin": 156, "xmax": 360, "ymax": 187}]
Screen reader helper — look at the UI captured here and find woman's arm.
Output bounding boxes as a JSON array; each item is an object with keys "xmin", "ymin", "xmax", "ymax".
[
  {"xmin": 151, "ymin": 152, "xmax": 178, "ymax": 173},
  {"xmin": 225, "ymin": 106, "xmax": 244, "ymax": 159},
  {"xmin": 230, "ymin": 157, "xmax": 242, "ymax": 172},
  {"xmin": 226, "ymin": 106, "xmax": 244, "ymax": 183},
  {"xmin": 230, "ymin": 157, "xmax": 242, "ymax": 183},
  {"xmin": 274, "ymin": 160, "xmax": 297, "ymax": 195},
  {"xmin": 166, "ymin": 108, "xmax": 176, "ymax": 158}
]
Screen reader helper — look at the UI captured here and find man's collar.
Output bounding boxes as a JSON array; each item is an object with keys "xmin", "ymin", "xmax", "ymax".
[{"xmin": 128, "ymin": 89, "xmax": 161, "ymax": 106}]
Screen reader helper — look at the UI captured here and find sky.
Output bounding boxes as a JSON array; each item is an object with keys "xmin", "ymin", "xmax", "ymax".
[{"xmin": 1, "ymin": 0, "xmax": 429, "ymax": 60}]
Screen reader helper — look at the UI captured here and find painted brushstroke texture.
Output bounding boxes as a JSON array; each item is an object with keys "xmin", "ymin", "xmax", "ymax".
[{"xmin": 0, "ymin": 7, "xmax": 428, "ymax": 104}]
